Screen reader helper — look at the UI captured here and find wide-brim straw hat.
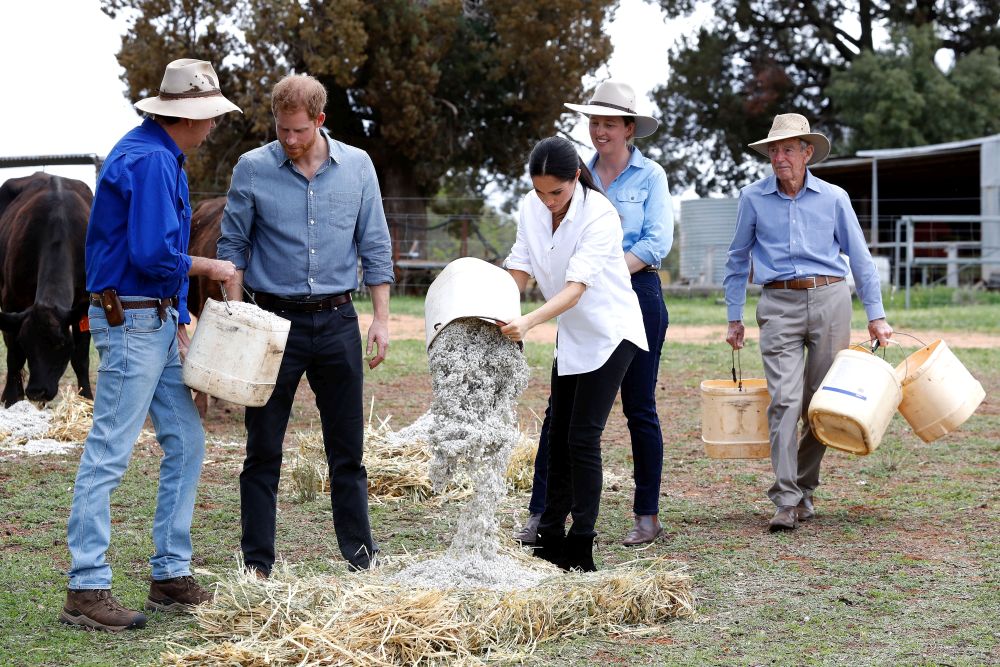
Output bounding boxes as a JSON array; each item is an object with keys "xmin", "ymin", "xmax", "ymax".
[
  {"xmin": 748, "ymin": 113, "xmax": 830, "ymax": 165},
  {"xmin": 134, "ymin": 59, "xmax": 242, "ymax": 120},
  {"xmin": 564, "ymin": 80, "xmax": 659, "ymax": 138}
]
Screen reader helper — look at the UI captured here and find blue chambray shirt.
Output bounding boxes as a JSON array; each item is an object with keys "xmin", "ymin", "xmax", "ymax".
[
  {"xmin": 218, "ymin": 129, "xmax": 394, "ymax": 296},
  {"xmin": 723, "ymin": 170, "xmax": 885, "ymax": 322},
  {"xmin": 586, "ymin": 146, "xmax": 673, "ymax": 267},
  {"xmin": 86, "ymin": 118, "xmax": 195, "ymax": 322}
]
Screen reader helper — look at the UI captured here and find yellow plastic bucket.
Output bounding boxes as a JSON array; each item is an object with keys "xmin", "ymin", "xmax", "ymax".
[
  {"xmin": 700, "ymin": 378, "xmax": 771, "ymax": 459},
  {"xmin": 808, "ymin": 347, "xmax": 902, "ymax": 456},
  {"xmin": 894, "ymin": 339, "xmax": 985, "ymax": 443}
]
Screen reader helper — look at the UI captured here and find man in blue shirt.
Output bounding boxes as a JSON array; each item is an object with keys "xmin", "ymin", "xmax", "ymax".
[
  {"xmin": 62, "ymin": 59, "xmax": 240, "ymax": 632},
  {"xmin": 218, "ymin": 74, "xmax": 393, "ymax": 575},
  {"xmin": 723, "ymin": 113, "xmax": 892, "ymax": 532}
]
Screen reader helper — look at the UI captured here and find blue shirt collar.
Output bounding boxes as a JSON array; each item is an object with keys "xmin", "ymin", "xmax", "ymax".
[
  {"xmin": 141, "ymin": 117, "xmax": 185, "ymax": 165},
  {"xmin": 586, "ymin": 145, "xmax": 646, "ymax": 174},
  {"xmin": 762, "ymin": 169, "xmax": 820, "ymax": 197}
]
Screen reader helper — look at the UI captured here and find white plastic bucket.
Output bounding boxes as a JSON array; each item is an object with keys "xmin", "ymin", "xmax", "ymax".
[
  {"xmin": 424, "ymin": 257, "xmax": 521, "ymax": 350},
  {"xmin": 700, "ymin": 378, "xmax": 771, "ymax": 459},
  {"xmin": 808, "ymin": 347, "xmax": 902, "ymax": 456},
  {"xmin": 894, "ymin": 339, "xmax": 985, "ymax": 443},
  {"xmin": 182, "ymin": 298, "xmax": 291, "ymax": 406}
]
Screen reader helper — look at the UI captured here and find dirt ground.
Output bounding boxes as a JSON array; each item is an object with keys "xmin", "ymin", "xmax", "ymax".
[{"xmin": 361, "ymin": 312, "xmax": 1000, "ymax": 348}]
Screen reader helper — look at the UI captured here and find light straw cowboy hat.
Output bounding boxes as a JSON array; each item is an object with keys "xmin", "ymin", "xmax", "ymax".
[
  {"xmin": 564, "ymin": 80, "xmax": 659, "ymax": 138},
  {"xmin": 134, "ymin": 59, "xmax": 241, "ymax": 120},
  {"xmin": 748, "ymin": 113, "xmax": 831, "ymax": 165}
]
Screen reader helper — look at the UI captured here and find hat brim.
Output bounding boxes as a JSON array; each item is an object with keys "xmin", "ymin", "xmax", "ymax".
[
  {"xmin": 134, "ymin": 95, "xmax": 242, "ymax": 120},
  {"xmin": 748, "ymin": 131, "xmax": 831, "ymax": 165},
  {"xmin": 564, "ymin": 103, "xmax": 659, "ymax": 138}
]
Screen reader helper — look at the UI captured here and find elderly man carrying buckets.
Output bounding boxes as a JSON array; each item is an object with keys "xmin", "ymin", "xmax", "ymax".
[{"xmin": 722, "ymin": 113, "xmax": 893, "ymax": 532}]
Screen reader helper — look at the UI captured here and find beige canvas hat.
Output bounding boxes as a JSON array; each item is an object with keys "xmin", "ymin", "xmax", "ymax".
[
  {"xmin": 564, "ymin": 80, "xmax": 659, "ymax": 138},
  {"xmin": 748, "ymin": 113, "xmax": 831, "ymax": 165},
  {"xmin": 134, "ymin": 59, "xmax": 241, "ymax": 120}
]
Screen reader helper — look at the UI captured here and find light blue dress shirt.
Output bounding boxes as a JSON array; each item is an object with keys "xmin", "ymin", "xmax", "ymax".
[
  {"xmin": 218, "ymin": 129, "xmax": 394, "ymax": 297},
  {"xmin": 586, "ymin": 146, "xmax": 673, "ymax": 267},
  {"xmin": 723, "ymin": 170, "xmax": 885, "ymax": 322}
]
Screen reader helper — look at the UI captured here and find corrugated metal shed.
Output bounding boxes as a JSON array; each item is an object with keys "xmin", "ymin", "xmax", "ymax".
[{"xmin": 679, "ymin": 198, "xmax": 738, "ymax": 286}]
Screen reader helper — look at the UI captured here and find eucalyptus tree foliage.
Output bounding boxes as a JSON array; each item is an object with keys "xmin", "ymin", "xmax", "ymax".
[
  {"xmin": 647, "ymin": 0, "xmax": 999, "ymax": 195},
  {"xmin": 102, "ymin": 0, "xmax": 617, "ymax": 213}
]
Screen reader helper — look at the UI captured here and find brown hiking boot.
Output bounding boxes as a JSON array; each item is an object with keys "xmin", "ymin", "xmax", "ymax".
[
  {"xmin": 145, "ymin": 575, "xmax": 214, "ymax": 612},
  {"xmin": 60, "ymin": 589, "xmax": 147, "ymax": 632}
]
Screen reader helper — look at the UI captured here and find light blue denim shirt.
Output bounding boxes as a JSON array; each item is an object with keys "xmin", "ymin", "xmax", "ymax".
[
  {"xmin": 586, "ymin": 146, "xmax": 673, "ymax": 267},
  {"xmin": 218, "ymin": 129, "xmax": 394, "ymax": 296},
  {"xmin": 723, "ymin": 170, "xmax": 885, "ymax": 322}
]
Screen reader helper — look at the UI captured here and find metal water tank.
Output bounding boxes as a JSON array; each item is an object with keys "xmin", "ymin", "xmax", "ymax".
[{"xmin": 679, "ymin": 198, "xmax": 738, "ymax": 286}]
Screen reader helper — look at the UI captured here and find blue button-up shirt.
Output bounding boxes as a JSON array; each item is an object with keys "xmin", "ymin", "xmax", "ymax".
[
  {"xmin": 218, "ymin": 129, "xmax": 394, "ymax": 296},
  {"xmin": 723, "ymin": 170, "xmax": 885, "ymax": 322},
  {"xmin": 86, "ymin": 118, "xmax": 195, "ymax": 322},
  {"xmin": 586, "ymin": 146, "xmax": 673, "ymax": 267}
]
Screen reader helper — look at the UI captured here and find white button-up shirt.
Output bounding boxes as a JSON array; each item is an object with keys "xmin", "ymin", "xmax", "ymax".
[{"xmin": 505, "ymin": 182, "xmax": 647, "ymax": 376}]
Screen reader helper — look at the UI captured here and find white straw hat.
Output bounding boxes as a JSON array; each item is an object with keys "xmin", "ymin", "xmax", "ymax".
[
  {"xmin": 134, "ymin": 59, "xmax": 242, "ymax": 120},
  {"xmin": 748, "ymin": 113, "xmax": 831, "ymax": 165},
  {"xmin": 564, "ymin": 80, "xmax": 659, "ymax": 138}
]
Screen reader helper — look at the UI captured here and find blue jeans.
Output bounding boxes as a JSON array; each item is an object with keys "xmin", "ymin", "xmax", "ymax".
[
  {"xmin": 528, "ymin": 271, "xmax": 668, "ymax": 516},
  {"xmin": 67, "ymin": 302, "xmax": 205, "ymax": 589}
]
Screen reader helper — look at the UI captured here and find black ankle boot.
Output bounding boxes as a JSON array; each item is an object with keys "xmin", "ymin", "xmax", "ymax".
[
  {"xmin": 533, "ymin": 529, "xmax": 565, "ymax": 567},
  {"xmin": 562, "ymin": 532, "xmax": 597, "ymax": 572}
]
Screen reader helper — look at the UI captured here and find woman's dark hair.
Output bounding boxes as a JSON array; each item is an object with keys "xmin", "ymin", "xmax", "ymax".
[{"xmin": 528, "ymin": 136, "xmax": 599, "ymax": 193}]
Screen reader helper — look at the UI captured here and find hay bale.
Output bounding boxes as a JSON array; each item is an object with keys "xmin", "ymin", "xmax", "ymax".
[
  {"xmin": 46, "ymin": 386, "xmax": 94, "ymax": 442},
  {"xmin": 161, "ymin": 557, "xmax": 693, "ymax": 666},
  {"xmin": 285, "ymin": 413, "xmax": 537, "ymax": 505}
]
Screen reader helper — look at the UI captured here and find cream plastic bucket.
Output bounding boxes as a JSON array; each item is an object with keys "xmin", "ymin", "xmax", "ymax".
[
  {"xmin": 182, "ymin": 298, "xmax": 291, "ymax": 406},
  {"xmin": 808, "ymin": 348, "xmax": 902, "ymax": 455},
  {"xmin": 894, "ymin": 339, "xmax": 985, "ymax": 443},
  {"xmin": 424, "ymin": 257, "xmax": 521, "ymax": 350},
  {"xmin": 700, "ymin": 379, "xmax": 771, "ymax": 459}
]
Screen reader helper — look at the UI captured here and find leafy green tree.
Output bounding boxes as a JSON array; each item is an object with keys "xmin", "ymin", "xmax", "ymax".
[
  {"xmin": 828, "ymin": 26, "xmax": 1000, "ymax": 153},
  {"xmin": 101, "ymin": 0, "xmax": 617, "ymax": 231},
  {"xmin": 648, "ymin": 0, "xmax": 1000, "ymax": 195}
]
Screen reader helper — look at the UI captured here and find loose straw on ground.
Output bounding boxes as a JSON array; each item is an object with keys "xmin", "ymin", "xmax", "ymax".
[{"xmin": 161, "ymin": 557, "xmax": 693, "ymax": 666}]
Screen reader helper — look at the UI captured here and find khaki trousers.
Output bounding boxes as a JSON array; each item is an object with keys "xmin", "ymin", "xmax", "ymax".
[{"xmin": 756, "ymin": 281, "xmax": 851, "ymax": 507}]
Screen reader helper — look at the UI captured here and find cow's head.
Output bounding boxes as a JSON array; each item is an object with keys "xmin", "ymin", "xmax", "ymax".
[{"xmin": 0, "ymin": 303, "xmax": 84, "ymax": 403}]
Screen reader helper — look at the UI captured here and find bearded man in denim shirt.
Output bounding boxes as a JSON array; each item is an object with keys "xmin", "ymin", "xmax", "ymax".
[
  {"xmin": 62, "ymin": 59, "xmax": 240, "ymax": 632},
  {"xmin": 218, "ymin": 74, "xmax": 393, "ymax": 575}
]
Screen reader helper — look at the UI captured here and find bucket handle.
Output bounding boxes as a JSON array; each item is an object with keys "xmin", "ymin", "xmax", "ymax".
[
  {"xmin": 219, "ymin": 282, "xmax": 258, "ymax": 316},
  {"xmin": 730, "ymin": 348, "xmax": 745, "ymax": 392}
]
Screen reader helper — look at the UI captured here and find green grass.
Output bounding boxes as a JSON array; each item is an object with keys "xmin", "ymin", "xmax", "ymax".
[{"xmin": 1, "ymin": 300, "xmax": 997, "ymax": 665}]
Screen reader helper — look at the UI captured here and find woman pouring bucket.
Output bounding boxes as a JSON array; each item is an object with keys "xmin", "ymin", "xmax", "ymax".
[{"xmin": 512, "ymin": 81, "xmax": 674, "ymax": 548}]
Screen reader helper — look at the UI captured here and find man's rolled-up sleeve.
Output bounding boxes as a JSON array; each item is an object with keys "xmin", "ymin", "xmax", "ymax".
[
  {"xmin": 218, "ymin": 157, "xmax": 255, "ymax": 270},
  {"xmin": 355, "ymin": 156, "xmax": 394, "ymax": 286}
]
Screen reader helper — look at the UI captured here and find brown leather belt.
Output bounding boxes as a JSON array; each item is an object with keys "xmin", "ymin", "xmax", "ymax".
[
  {"xmin": 252, "ymin": 291, "xmax": 352, "ymax": 312},
  {"xmin": 763, "ymin": 275, "xmax": 845, "ymax": 290},
  {"xmin": 89, "ymin": 294, "xmax": 177, "ymax": 310}
]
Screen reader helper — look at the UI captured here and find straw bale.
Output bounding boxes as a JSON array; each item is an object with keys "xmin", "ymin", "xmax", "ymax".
[
  {"xmin": 46, "ymin": 385, "xmax": 94, "ymax": 442},
  {"xmin": 160, "ymin": 558, "xmax": 693, "ymax": 666}
]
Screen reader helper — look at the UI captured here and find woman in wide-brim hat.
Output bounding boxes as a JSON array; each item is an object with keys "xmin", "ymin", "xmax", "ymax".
[{"xmin": 512, "ymin": 80, "xmax": 674, "ymax": 549}]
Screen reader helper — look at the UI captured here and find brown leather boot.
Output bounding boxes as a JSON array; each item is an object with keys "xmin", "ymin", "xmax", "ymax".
[
  {"xmin": 60, "ymin": 589, "xmax": 147, "ymax": 632},
  {"xmin": 768, "ymin": 506, "xmax": 799, "ymax": 532},
  {"xmin": 145, "ymin": 576, "xmax": 214, "ymax": 612},
  {"xmin": 622, "ymin": 515, "xmax": 664, "ymax": 546}
]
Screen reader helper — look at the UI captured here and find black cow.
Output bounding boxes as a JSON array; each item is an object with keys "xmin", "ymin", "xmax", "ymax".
[{"xmin": 0, "ymin": 172, "xmax": 93, "ymax": 406}]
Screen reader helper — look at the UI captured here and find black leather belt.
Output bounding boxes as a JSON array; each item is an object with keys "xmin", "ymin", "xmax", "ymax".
[
  {"xmin": 89, "ymin": 294, "xmax": 177, "ymax": 310},
  {"xmin": 252, "ymin": 291, "xmax": 352, "ymax": 312},
  {"xmin": 764, "ymin": 275, "xmax": 845, "ymax": 290},
  {"xmin": 641, "ymin": 266, "xmax": 659, "ymax": 273}
]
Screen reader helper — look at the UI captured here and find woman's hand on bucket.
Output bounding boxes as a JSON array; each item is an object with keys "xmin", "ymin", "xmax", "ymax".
[
  {"xmin": 868, "ymin": 318, "xmax": 893, "ymax": 349},
  {"xmin": 726, "ymin": 320, "xmax": 745, "ymax": 350},
  {"xmin": 499, "ymin": 317, "xmax": 531, "ymax": 343}
]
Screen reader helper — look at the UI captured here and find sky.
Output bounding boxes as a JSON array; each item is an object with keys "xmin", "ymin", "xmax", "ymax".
[{"xmin": 0, "ymin": 0, "xmax": 712, "ymax": 193}]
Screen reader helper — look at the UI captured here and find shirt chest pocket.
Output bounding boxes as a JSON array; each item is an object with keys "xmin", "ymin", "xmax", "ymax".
[
  {"xmin": 329, "ymin": 192, "xmax": 361, "ymax": 230},
  {"xmin": 616, "ymin": 188, "xmax": 648, "ymax": 213},
  {"xmin": 177, "ymin": 196, "xmax": 192, "ymax": 227}
]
